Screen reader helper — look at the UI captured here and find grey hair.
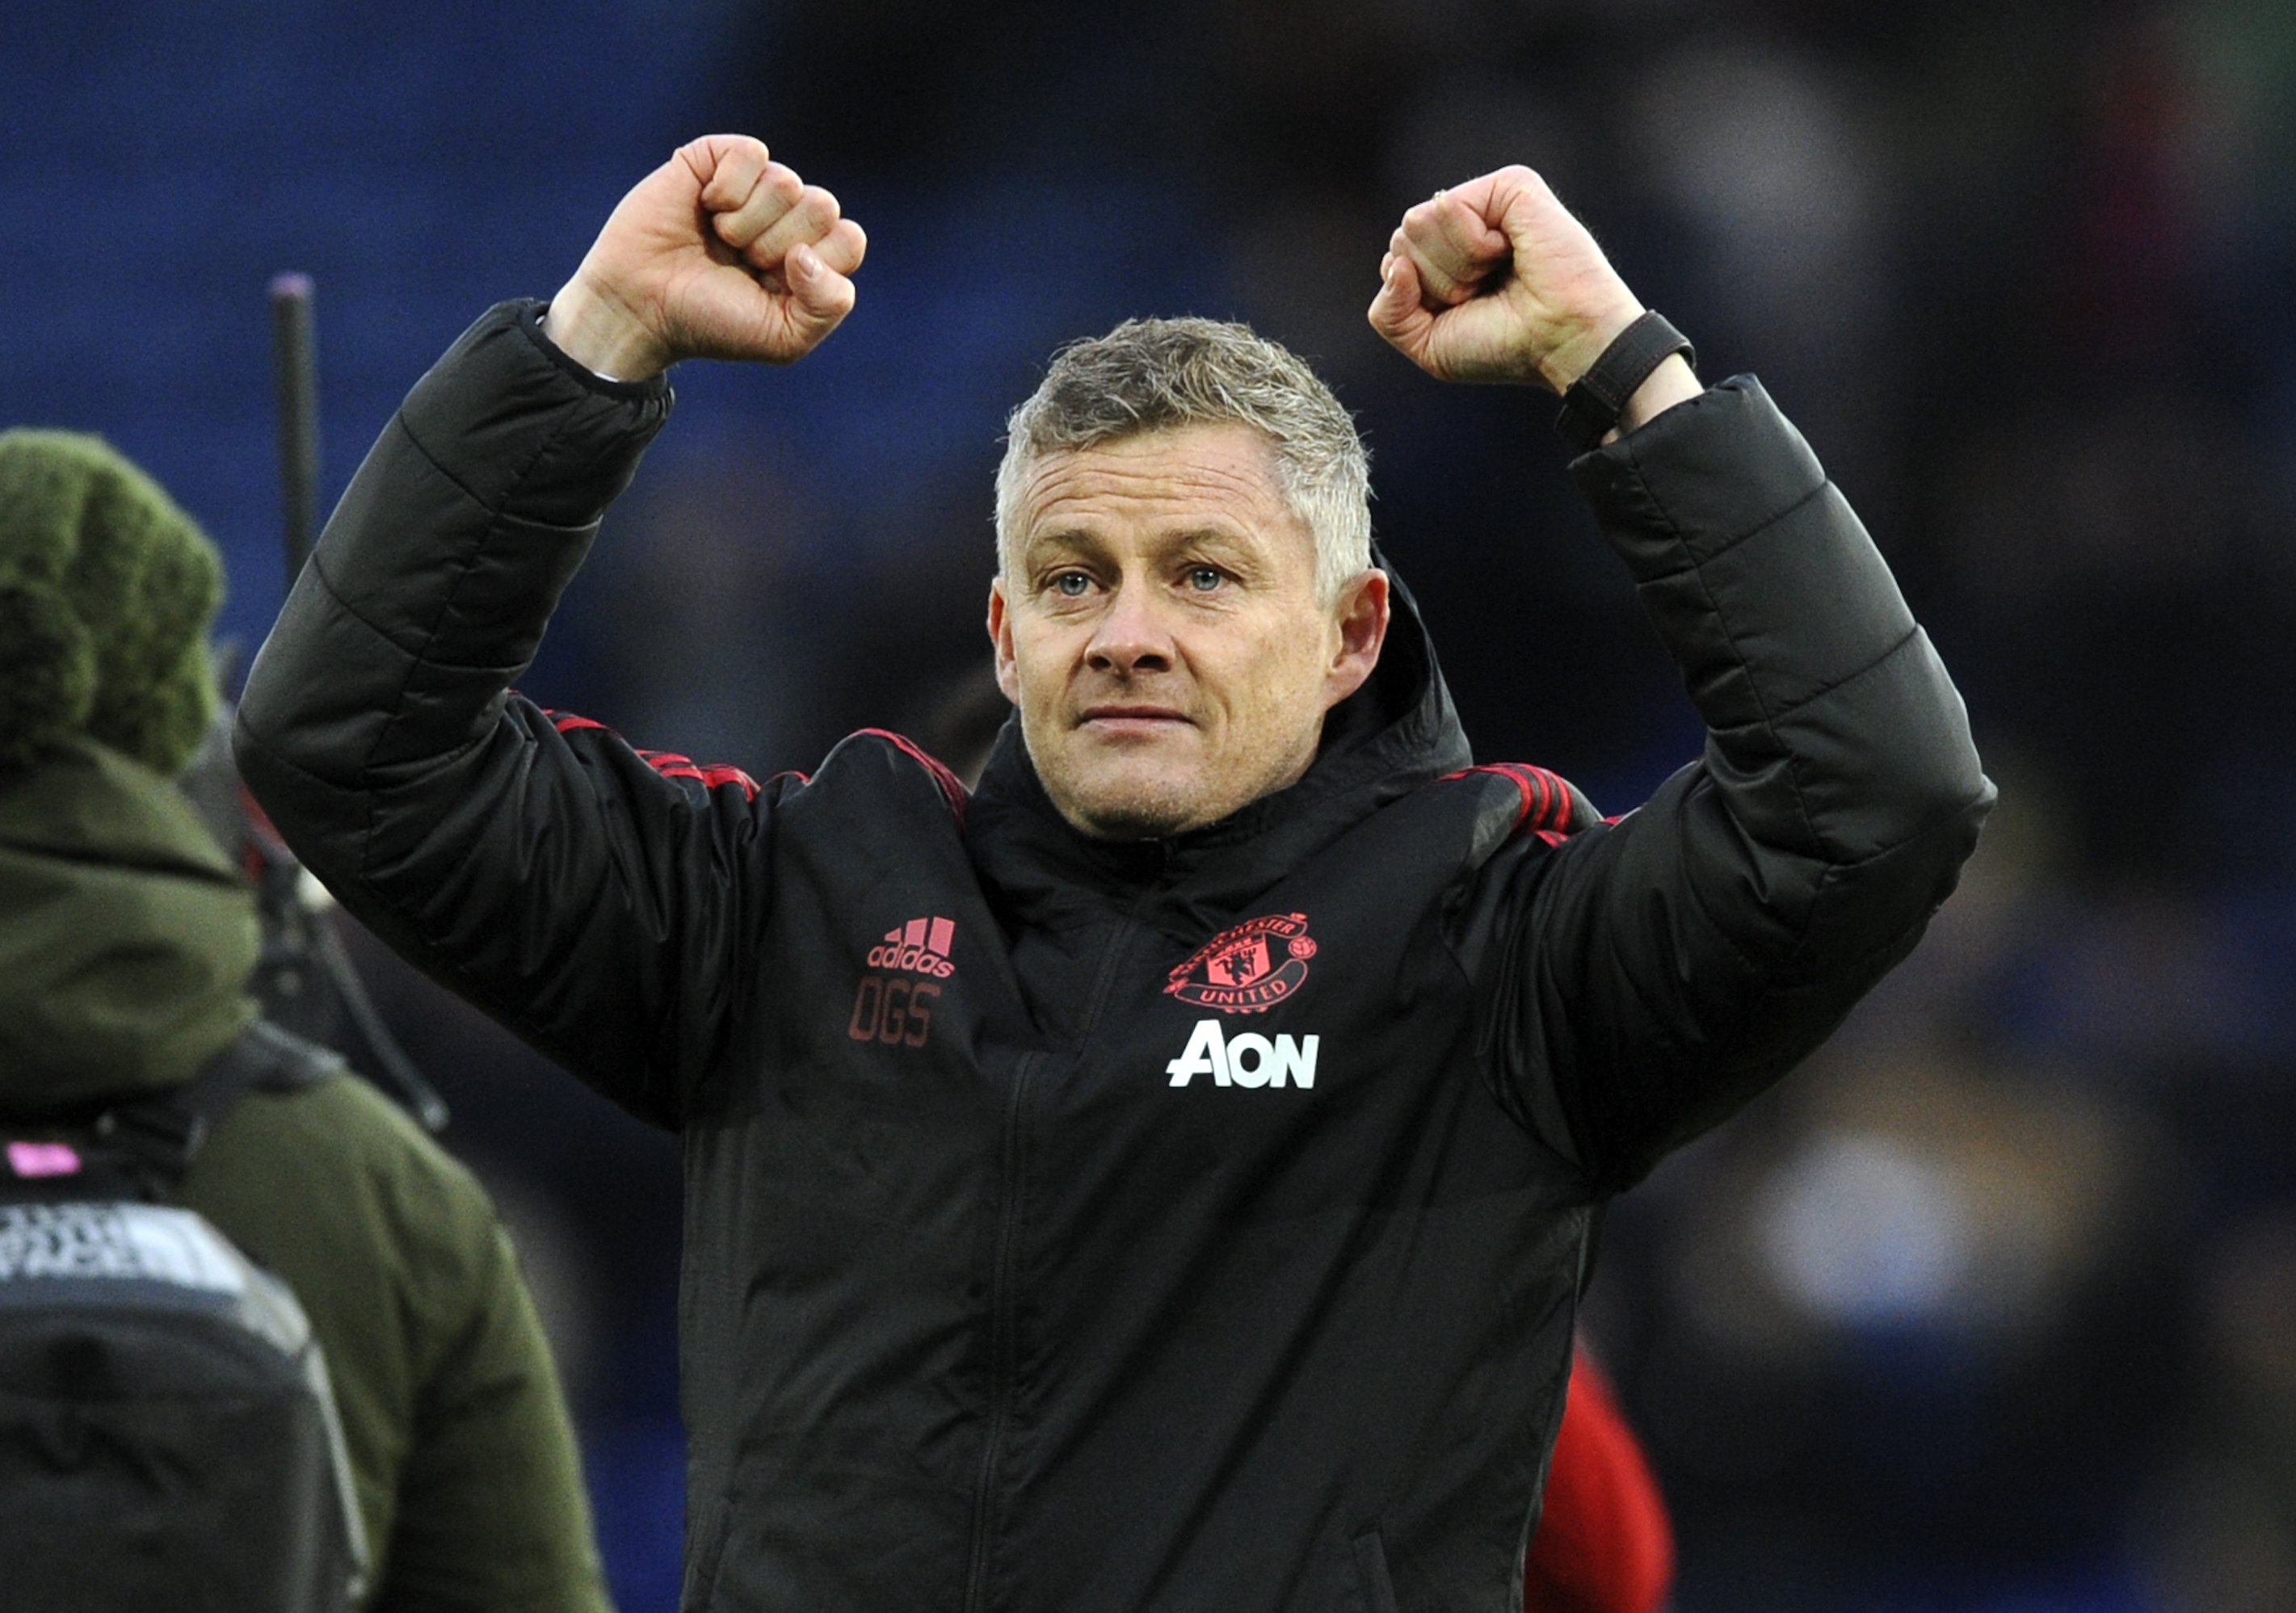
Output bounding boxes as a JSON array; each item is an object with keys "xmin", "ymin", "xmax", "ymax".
[{"xmin": 994, "ymin": 317, "xmax": 1372, "ymax": 603}]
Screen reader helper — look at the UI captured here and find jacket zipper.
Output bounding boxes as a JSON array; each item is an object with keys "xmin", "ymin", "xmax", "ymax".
[
  {"xmin": 961, "ymin": 893, "xmax": 1154, "ymax": 1613},
  {"xmin": 961, "ymin": 1046, "xmax": 1037, "ymax": 1613}
]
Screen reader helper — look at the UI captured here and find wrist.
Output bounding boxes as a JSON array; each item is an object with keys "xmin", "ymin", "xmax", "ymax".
[
  {"xmin": 1552, "ymin": 311, "xmax": 1697, "ymax": 452},
  {"xmin": 540, "ymin": 277, "xmax": 671, "ymax": 381},
  {"xmin": 1607, "ymin": 353, "xmax": 1701, "ymax": 442},
  {"xmin": 1535, "ymin": 300, "xmax": 1646, "ymax": 395}
]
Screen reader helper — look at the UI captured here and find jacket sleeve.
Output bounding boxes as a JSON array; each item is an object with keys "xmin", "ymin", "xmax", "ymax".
[
  {"xmin": 235, "ymin": 300, "xmax": 770, "ymax": 1128},
  {"xmin": 1482, "ymin": 377, "xmax": 1994, "ymax": 1191}
]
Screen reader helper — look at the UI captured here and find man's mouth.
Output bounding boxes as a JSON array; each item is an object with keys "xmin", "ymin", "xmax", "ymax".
[{"xmin": 1078, "ymin": 704, "xmax": 1192, "ymax": 735}]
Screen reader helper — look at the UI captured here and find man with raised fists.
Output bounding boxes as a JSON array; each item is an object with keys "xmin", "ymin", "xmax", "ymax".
[{"xmin": 240, "ymin": 134, "xmax": 1987, "ymax": 1610}]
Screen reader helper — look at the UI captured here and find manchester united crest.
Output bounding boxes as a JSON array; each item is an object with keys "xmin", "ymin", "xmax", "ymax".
[{"xmin": 1165, "ymin": 913, "xmax": 1318, "ymax": 1014}]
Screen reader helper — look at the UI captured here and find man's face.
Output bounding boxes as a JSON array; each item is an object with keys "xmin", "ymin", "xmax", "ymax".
[{"xmin": 987, "ymin": 423, "xmax": 1388, "ymax": 839}]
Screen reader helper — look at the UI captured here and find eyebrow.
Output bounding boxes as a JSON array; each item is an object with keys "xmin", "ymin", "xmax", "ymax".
[
  {"xmin": 1159, "ymin": 526, "xmax": 1255, "ymax": 555},
  {"xmin": 1016, "ymin": 528, "xmax": 1102, "ymax": 569}
]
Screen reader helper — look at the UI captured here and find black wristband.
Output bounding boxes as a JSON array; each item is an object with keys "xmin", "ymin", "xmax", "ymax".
[{"xmin": 1552, "ymin": 311, "xmax": 1695, "ymax": 452}]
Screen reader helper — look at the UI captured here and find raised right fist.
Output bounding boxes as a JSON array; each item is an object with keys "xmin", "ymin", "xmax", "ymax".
[{"xmin": 544, "ymin": 135, "xmax": 868, "ymax": 380}]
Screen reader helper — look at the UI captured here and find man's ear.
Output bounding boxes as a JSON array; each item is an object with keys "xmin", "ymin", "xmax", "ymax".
[
  {"xmin": 1320, "ymin": 568, "xmax": 1390, "ymax": 712},
  {"xmin": 987, "ymin": 577, "xmax": 1020, "ymax": 704}
]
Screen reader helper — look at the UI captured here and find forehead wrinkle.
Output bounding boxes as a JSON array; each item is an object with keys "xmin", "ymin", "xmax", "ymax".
[
  {"xmin": 1025, "ymin": 468, "xmax": 1277, "ymax": 523},
  {"xmin": 1020, "ymin": 426, "xmax": 1288, "ymax": 509},
  {"xmin": 1017, "ymin": 485, "xmax": 1301, "ymax": 548}
]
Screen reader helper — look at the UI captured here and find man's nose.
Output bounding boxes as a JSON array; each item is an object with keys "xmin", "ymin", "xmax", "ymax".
[{"xmin": 1084, "ymin": 585, "xmax": 1175, "ymax": 676}]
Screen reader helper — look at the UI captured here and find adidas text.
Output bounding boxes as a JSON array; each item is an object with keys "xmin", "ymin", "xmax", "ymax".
[
  {"xmin": 867, "ymin": 916, "xmax": 957, "ymax": 979},
  {"xmin": 1164, "ymin": 1019, "xmax": 1318, "ymax": 1089}
]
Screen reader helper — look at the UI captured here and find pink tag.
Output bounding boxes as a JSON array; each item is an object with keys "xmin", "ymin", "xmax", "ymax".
[{"xmin": 7, "ymin": 1140, "xmax": 82, "ymax": 1178}]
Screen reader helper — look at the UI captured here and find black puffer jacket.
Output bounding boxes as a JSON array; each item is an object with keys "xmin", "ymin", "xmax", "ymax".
[{"xmin": 237, "ymin": 300, "xmax": 1991, "ymax": 1612}]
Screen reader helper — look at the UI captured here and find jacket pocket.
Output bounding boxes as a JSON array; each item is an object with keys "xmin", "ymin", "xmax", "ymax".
[{"xmin": 1352, "ymin": 1530, "xmax": 1402, "ymax": 1613}]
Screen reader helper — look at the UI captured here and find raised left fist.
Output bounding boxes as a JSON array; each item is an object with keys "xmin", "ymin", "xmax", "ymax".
[{"xmin": 1366, "ymin": 165, "xmax": 1642, "ymax": 395}]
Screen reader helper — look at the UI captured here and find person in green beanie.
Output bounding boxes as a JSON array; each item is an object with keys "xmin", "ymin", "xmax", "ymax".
[{"xmin": 0, "ymin": 428, "xmax": 617, "ymax": 1613}]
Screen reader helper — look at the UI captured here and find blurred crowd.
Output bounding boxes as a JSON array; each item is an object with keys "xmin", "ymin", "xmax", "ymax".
[{"xmin": 9, "ymin": 0, "xmax": 2294, "ymax": 1608}]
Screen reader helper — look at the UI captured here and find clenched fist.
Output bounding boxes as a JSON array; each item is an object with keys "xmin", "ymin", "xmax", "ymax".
[
  {"xmin": 544, "ymin": 135, "xmax": 867, "ymax": 380},
  {"xmin": 1368, "ymin": 165, "xmax": 1693, "ymax": 430}
]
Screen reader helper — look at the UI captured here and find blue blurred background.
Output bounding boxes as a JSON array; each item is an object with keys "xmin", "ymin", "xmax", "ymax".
[{"xmin": 7, "ymin": 2, "xmax": 2295, "ymax": 1608}]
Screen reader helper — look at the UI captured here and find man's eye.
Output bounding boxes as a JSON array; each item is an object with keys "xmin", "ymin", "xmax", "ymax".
[
  {"xmin": 1187, "ymin": 566, "xmax": 1224, "ymax": 592},
  {"xmin": 1052, "ymin": 572, "xmax": 1092, "ymax": 597}
]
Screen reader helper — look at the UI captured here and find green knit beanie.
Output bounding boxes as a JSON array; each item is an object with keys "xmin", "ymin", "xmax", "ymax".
[{"xmin": 0, "ymin": 429, "xmax": 222, "ymax": 777}]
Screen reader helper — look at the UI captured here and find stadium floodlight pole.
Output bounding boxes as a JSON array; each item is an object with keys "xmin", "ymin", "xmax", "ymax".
[
  {"xmin": 262, "ymin": 269, "xmax": 452, "ymax": 1134},
  {"xmin": 268, "ymin": 272, "xmax": 322, "ymax": 595}
]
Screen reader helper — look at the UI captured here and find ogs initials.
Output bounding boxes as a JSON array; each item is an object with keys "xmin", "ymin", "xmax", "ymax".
[{"xmin": 850, "ymin": 975, "xmax": 938, "ymax": 1048}]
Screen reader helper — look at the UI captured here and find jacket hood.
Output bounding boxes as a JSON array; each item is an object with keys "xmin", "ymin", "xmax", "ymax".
[
  {"xmin": 968, "ymin": 551, "xmax": 1473, "ymax": 915},
  {"xmin": 0, "ymin": 737, "xmax": 258, "ymax": 1114}
]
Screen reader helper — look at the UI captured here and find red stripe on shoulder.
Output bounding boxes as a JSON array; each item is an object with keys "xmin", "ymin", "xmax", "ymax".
[
  {"xmin": 1525, "ymin": 765, "xmax": 1573, "ymax": 831},
  {"xmin": 541, "ymin": 709, "xmax": 764, "ymax": 800},
  {"xmin": 855, "ymin": 729, "xmax": 969, "ymax": 825},
  {"xmin": 699, "ymin": 764, "xmax": 763, "ymax": 793},
  {"xmin": 1524, "ymin": 766, "xmax": 1555, "ymax": 830},
  {"xmin": 1444, "ymin": 762, "xmax": 1585, "ymax": 841},
  {"xmin": 637, "ymin": 749, "xmax": 762, "ymax": 800},
  {"xmin": 1489, "ymin": 765, "xmax": 1539, "ymax": 834}
]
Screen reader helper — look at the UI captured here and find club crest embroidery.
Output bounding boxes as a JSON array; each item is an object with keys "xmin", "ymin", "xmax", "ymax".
[{"xmin": 1165, "ymin": 913, "xmax": 1318, "ymax": 1014}]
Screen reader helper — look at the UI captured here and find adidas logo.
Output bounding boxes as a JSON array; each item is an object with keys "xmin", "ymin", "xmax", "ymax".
[{"xmin": 867, "ymin": 916, "xmax": 957, "ymax": 979}]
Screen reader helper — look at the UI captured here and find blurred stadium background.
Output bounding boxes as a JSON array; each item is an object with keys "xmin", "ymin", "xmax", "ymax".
[{"xmin": 7, "ymin": 2, "xmax": 2294, "ymax": 1608}]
